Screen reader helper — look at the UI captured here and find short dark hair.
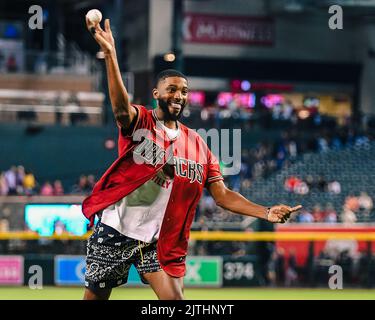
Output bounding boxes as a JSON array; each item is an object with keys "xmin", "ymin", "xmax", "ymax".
[{"xmin": 155, "ymin": 69, "xmax": 187, "ymax": 87}]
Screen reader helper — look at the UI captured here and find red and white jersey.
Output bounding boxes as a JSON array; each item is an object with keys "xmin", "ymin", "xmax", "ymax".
[
  {"xmin": 82, "ymin": 105, "xmax": 223, "ymax": 277},
  {"xmin": 101, "ymin": 159, "xmax": 175, "ymax": 243}
]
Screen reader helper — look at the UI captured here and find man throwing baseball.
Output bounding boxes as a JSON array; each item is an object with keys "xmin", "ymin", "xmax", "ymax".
[{"xmin": 82, "ymin": 14, "xmax": 302, "ymax": 300}]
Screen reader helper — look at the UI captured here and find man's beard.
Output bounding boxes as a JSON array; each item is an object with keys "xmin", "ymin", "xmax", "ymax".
[{"xmin": 158, "ymin": 98, "xmax": 185, "ymax": 121}]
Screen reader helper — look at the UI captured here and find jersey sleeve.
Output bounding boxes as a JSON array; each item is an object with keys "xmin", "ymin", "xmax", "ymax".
[
  {"xmin": 118, "ymin": 104, "xmax": 148, "ymax": 137},
  {"xmin": 117, "ymin": 105, "xmax": 151, "ymax": 156},
  {"xmin": 205, "ymin": 149, "xmax": 224, "ymax": 187}
]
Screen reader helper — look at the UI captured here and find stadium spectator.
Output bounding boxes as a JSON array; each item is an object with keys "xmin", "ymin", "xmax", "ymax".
[
  {"xmin": 267, "ymin": 250, "xmax": 277, "ymax": 287},
  {"xmin": 54, "ymin": 92, "xmax": 65, "ymax": 125},
  {"xmin": 285, "ymin": 249, "xmax": 298, "ymax": 287},
  {"xmin": 195, "ymin": 216, "xmax": 209, "ymax": 232},
  {"xmin": 354, "ymin": 132, "xmax": 370, "ymax": 147},
  {"xmin": 336, "ymin": 249, "xmax": 354, "ymax": 284},
  {"xmin": 294, "ymin": 180, "xmax": 309, "ymax": 195},
  {"xmin": 317, "ymin": 136, "xmax": 329, "ymax": 153},
  {"xmin": 305, "ymin": 174, "xmax": 316, "ymax": 190},
  {"xmin": 4, "ymin": 166, "xmax": 17, "ymax": 195},
  {"xmin": 198, "ymin": 192, "xmax": 216, "ymax": 219},
  {"xmin": 324, "ymin": 203, "xmax": 338, "ymax": 223},
  {"xmin": 86, "ymin": 174, "xmax": 96, "ymax": 191},
  {"xmin": 345, "ymin": 195, "xmax": 360, "ymax": 212},
  {"xmin": 312, "ymin": 204, "xmax": 325, "ymax": 222},
  {"xmin": 68, "ymin": 92, "xmax": 88, "ymax": 126},
  {"xmin": 341, "ymin": 205, "xmax": 357, "ymax": 224},
  {"xmin": 357, "ymin": 250, "xmax": 371, "ymax": 287},
  {"xmin": 241, "ymin": 178, "xmax": 252, "ymax": 192},
  {"xmin": 231, "ymin": 240, "xmax": 249, "ymax": 258},
  {"xmin": 0, "ymin": 218, "xmax": 9, "ymax": 232},
  {"xmin": 71, "ymin": 175, "xmax": 89, "ymax": 194},
  {"xmin": 358, "ymin": 192, "xmax": 373, "ymax": 217},
  {"xmin": 297, "ymin": 209, "xmax": 314, "ymax": 223},
  {"xmin": 23, "ymin": 170, "xmax": 37, "ymax": 196},
  {"xmin": 53, "ymin": 180, "xmax": 64, "ymax": 195},
  {"xmin": 276, "ymin": 149, "xmax": 286, "ymax": 170},
  {"xmin": 317, "ymin": 175, "xmax": 328, "ymax": 192},
  {"xmin": 327, "ymin": 180, "xmax": 341, "ymax": 194},
  {"xmin": 0, "ymin": 49, "xmax": 4, "ymax": 71},
  {"xmin": 284, "ymin": 176, "xmax": 302, "ymax": 193},
  {"xmin": 0, "ymin": 172, "xmax": 9, "ymax": 195},
  {"xmin": 16, "ymin": 165, "xmax": 25, "ymax": 194},
  {"xmin": 40, "ymin": 181, "xmax": 54, "ymax": 196},
  {"xmin": 331, "ymin": 136, "xmax": 343, "ymax": 150},
  {"xmin": 275, "ymin": 248, "xmax": 286, "ymax": 286},
  {"xmin": 314, "ymin": 249, "xmax": 334, "ymax": 285},
  {"xmin": 6, "ymin": 53, "xmax": 18, "ymax": 72}
]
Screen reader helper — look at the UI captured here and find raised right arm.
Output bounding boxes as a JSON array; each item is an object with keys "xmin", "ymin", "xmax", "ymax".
[{"xmin": 86, "ymin": 17, "xmax": 136, "ymax": 129}]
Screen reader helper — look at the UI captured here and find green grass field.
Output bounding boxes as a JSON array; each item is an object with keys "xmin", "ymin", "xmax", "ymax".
[{"xmin": 0, "ymin": 287, "xmax": 374, "ymax": 300}]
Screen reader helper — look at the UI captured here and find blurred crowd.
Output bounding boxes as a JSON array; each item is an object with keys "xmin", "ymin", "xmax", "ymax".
[
  {"xmin": 0, "ymin": 165, "xmax": 97, "ymax": 196},
  {"xmin": 196, "ymin": 191, "xmax": 374, "ymax": 228},
  {"xmin": 195, "ymin": 126, "xmax": 374, "ymax": 226},
  {"xmin": 191, "ymin": 235, "xmax": 375, "ymax": 288},
  {"xmin": 288, "ymin": 191, "xmax": 374, "ymax": 224},
  {"xmin": 265, "ymin": 246, "xmax": 375, "ymax": 288},
  {"xmin": 226, "ymin": 126, "xmax": 372, "ymax": 194},
  {"xmin": 284, "ymin": 175, "xmax": 341, "ymax": 195}
]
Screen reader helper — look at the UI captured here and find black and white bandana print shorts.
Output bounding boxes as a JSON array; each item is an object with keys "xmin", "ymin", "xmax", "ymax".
[{"xmin": 85, "ymin": 220, "xmax": 162, "ymax": 290}]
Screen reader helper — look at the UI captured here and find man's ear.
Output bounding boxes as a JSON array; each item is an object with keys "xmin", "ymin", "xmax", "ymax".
[{"xmin": 152, "ymin": 88, "xmax": 159, "ymax": 99}]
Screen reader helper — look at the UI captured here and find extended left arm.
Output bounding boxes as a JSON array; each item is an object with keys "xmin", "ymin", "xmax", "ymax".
[{"xmin": 207, "ymin": 180, "xmax": 302, "ymax": 223}]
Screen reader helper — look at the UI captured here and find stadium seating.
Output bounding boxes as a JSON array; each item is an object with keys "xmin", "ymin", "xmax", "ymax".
[
  {"xmin": 244, "ymin": 141, "xmax": 375, "ymax": 222},
  {"xmin": 0, "ymin": 73, "xmax": 105, "ymax": 125}
]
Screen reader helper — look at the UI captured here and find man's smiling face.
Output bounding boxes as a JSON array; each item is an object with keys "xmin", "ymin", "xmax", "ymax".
[{"xmin": 153, "ymin": 76, "xmax": 188, "ymax": 121}]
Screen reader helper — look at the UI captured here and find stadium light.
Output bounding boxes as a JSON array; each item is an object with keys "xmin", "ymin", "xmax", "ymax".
[{"xmin": 163, "ymin": 53, "xmax": 176, "ymax": 62}]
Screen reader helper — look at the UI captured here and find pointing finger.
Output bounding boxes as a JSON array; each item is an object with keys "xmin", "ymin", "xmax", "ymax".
[{"xmin": 290, "ymin": 205, "xmax": 303, "ymax": 212}]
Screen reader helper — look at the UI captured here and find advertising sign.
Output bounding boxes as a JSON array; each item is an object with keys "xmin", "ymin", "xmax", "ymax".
[
  {"xmin": 222, "ymin": 256, "xmax": 262, "ymax": 287},
  {"xmin": 184, "ymin": 256, "xmax": 222, "ymax": 287},
  {"xmin": 55, "ymin": 255, "xmax": 145, "ymax": 286},
  {"xmin": 0, "ymin": 255, "xmax": 24, "ymax": 285},
  {"xmin": 184, "ymin": 14, "xmax": 274, "ymax": 45},
  {"xmin": 55, "ymin": 255, "xmax": 223, "ymax": 287},
  {"xmin": 55, "ymin": 255, "xmax": 85, "ymax": 286}
]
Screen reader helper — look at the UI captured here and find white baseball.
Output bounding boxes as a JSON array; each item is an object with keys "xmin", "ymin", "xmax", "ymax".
[{"xmin": 86, "ymin": 9, "xmax": 102, "ymax": 25}]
